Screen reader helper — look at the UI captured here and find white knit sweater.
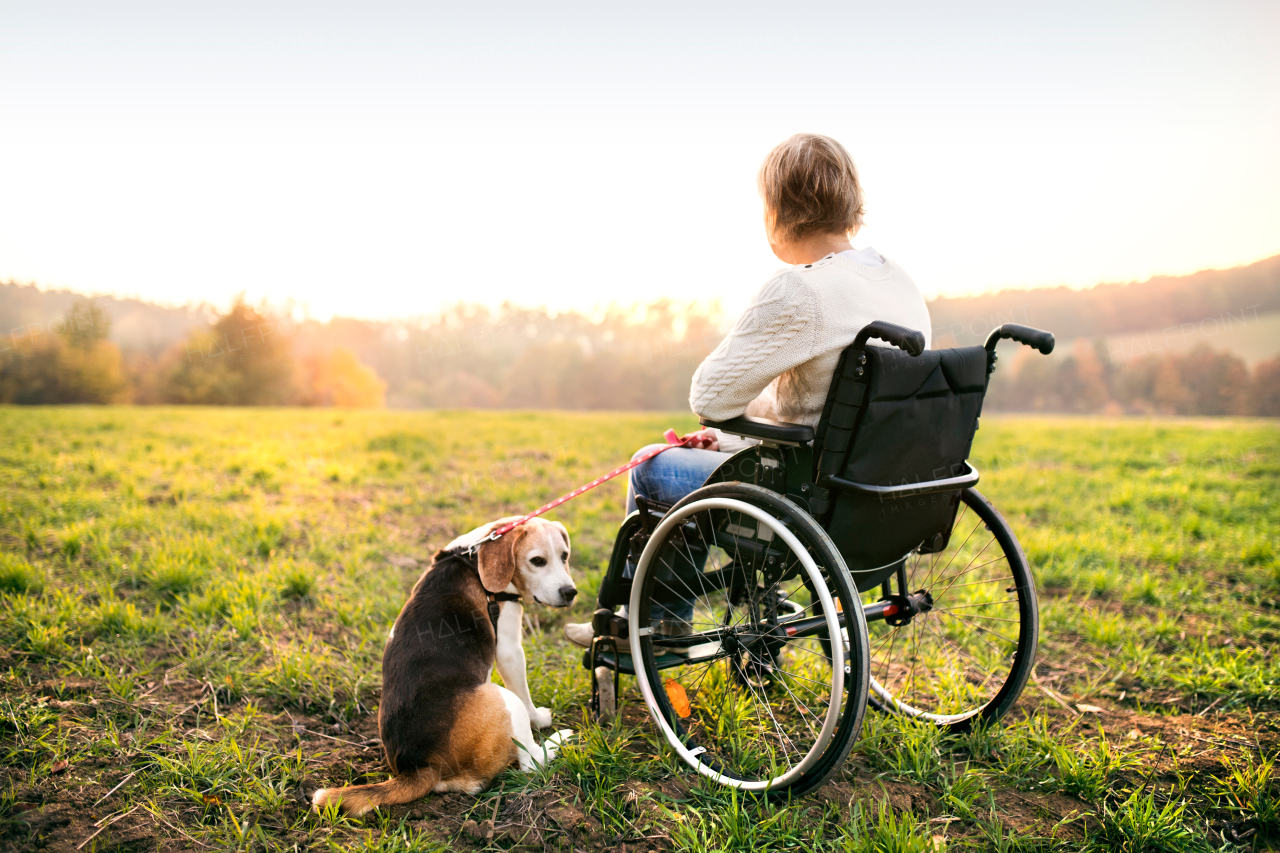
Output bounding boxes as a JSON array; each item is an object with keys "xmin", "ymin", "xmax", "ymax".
[{"xmin": 690, "ymin": 250, "xmax": 931, "ymax": 442}]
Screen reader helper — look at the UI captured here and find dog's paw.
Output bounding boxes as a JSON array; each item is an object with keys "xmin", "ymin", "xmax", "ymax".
[
  {"xmin": 310, "ymin": 788, "xmax": 329, "ymax": 811},
  {"xmin": 530, "ymin": 706, "xmax": 553, "ymax": 729},
  {"xmin": 540, "ymin": 729, "xmax": 574, "ymax": 763}
]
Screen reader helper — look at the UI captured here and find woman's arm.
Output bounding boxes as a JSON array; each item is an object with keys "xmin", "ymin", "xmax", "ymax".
[{"xmin": 690, "ymin": 272, "xmax": 819, "ymax": 422}]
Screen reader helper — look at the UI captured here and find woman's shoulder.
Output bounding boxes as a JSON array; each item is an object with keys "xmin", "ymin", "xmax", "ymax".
[{"xmin": 747, "ymin": 265, "xmax": 818, "ymax": 305}]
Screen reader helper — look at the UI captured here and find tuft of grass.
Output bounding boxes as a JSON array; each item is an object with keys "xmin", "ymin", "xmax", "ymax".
[
  {"xmin": 1243, "ymin": 541, "xmax": 1274, "ymax": 567},
  {"xmin": 938, "ymin": 761, "xmax": 992, "ymax": 821},
  {"xmin": 332, "ymin": 823, "xmax": 451, "ymax": 852},
  {"xmin": 1081, "ymin": 610, "xmax": 1125, "ymax": 647},
  {"xmin": 250, "ymin": 517, "xmax": 287, "ymax": 558},
  {"xmin": 250, "ymin": 644, "xmax": 368, "ymax": 721},
  {"xmin": 22, "ymin": 623, "xmax": 66, "ymax": 657},
  {"xmin": 857, "ymin": 712, "xmax": 943, "ymax": 783},
  {"xmin": 1050, "ymin": 729, "xmax": 1139, "ymax": 803},
  {"xmin": 147, "ymin": 558, "xmax": 207, "ymax": 599},
  {"xmin": 277, "ymin": 563, "xmax": 317, "ymax": 601},
  {"xmin": 1211, "ymin": 751, "xmax": 1279, "ymax": 838},
  {"xmin": 0, "ymin": 553, "xmax": 43, "ymax": 594},
  {"xmin": 1130, "ymin": 571, "xmax": 1162, "ymax": 606},
  {"xmin": 836, "ymin": 799, "xmax": 939, "ymax": 853},
  {"xmin": 94, "ymin": 598, "xmax": 150, "ymax": 636},
  {"xmin": 668, "ymin": 787, "xmax": 822, "ymax": 852},
  {"xmin": 1089, "ymin": 790, "xmax": 1203, "ymax": 853}
]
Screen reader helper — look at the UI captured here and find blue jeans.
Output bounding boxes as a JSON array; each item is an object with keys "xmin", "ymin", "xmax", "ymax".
[{"xmin": 624, "ymin": 445, "xmax": 732, "ymax": 621}]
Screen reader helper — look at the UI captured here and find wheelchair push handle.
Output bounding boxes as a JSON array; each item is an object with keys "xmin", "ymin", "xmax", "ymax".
[
  {"xmin": 853, "ymin": 321, "xmax": 927, "ymax": 356},
  {"xmin": 984, "ymin": 323, "xmax": 1055, "ymax": 355}
]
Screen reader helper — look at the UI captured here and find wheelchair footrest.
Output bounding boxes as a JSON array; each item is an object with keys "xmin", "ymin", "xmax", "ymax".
[
  {"xmin": 584, "ymin": 645, "xmax": 636, "ymax": 676},
  {"xmin": 584, "ymin": 643, "xmax": 697, "ymax": 675}
]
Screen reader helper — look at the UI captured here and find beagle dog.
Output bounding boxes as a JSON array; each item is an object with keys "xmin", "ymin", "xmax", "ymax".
[{"xmin": 311, "ymin": 517, "xmax": 576, "ymax": 816}]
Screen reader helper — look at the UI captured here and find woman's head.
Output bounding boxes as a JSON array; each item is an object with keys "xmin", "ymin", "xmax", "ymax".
[{"xmin": 758, "ymin": 133, "xmax": 865, "ymax": 251}]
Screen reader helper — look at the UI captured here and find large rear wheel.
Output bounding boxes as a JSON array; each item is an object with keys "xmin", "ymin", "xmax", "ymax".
[
  {"xmin": 863, "ymin": 488, "xmax": 1038, "ymax": 730},
  {"xmin": 629, "ymin": 483, "xmax": 870, "ymax": 796}
]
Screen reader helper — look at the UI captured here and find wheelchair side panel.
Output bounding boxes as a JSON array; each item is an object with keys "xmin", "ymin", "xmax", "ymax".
[{"xmin": 596, "ymin": 511, "xmax": 645, "ymax": 609}]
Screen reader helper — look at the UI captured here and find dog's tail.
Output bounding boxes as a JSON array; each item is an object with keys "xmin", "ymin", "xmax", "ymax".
[{"xmin": 311, "ymin": 766, "xmax": 439, "ymax": 817}]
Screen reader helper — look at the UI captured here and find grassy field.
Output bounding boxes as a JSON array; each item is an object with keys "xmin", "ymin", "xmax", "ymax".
[{"xmin": 0, "ymin": 407, "xmax": 1277, "ymax": 853}]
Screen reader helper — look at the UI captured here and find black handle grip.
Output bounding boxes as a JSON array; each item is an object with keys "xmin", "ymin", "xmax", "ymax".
[
  {"xmin": 853, "ymin": 321, "xmax": 926, "ymax": 357},
  {"xmin": 984, "ymin": 323, "xmax": 1055, "ymax": 355}
]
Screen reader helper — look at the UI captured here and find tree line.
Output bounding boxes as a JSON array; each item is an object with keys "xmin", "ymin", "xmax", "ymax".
[
  {"xmin": 1, "ymin": 292, "xmax": 1277, "ymax": 416},
  {"xmin": 0, "ymin": 298, "xmax": 385, "ymax": 407},
  {"xmin": 985, "ymin": 340, "xmax": 1280, "ymax": 416},
  {"xmin": 0, "ymin": 297, "xmax": 722, "ymax": 410}
]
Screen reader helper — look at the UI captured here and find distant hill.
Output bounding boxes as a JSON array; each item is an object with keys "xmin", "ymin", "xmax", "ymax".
[
  {"xmin": 0, "ymin": 282, "xmax": 211, "ymax": 357},
  {"xmin": 928, "ymin": 253, "xmax": 1280, "ymax": 350}
]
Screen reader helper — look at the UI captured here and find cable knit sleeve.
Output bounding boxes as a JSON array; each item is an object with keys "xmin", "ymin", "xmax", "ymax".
[{"xmin": 689, "ymin": 272, "xmax": 819, "ymax": 421}]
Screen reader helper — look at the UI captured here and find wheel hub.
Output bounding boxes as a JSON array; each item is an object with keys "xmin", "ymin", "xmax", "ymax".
[{"xmin": 883, "ymin": 589, "xmax": 935, "ymax": 627}]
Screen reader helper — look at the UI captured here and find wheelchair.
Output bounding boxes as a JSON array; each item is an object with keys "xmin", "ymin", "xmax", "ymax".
[{"xmin": 582, "ymin": 319, "xmax": 1056, "ymax": 796}]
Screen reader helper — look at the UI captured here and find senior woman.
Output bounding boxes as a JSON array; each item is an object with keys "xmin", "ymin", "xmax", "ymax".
[{"xmin": 564, "ymin": 132, "xmax": 932, "ymax": 648}]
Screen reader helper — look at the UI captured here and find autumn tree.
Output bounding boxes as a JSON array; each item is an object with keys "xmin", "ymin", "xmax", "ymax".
[
  {"xmin": 298, "ymin": 347, "xmax": 387, "ymax": 407},
  {"xmin": 0, "ymin": 300, "xmax": 128, "ymax": 404},
  {"xmin": 1253, "ymin": 355, "xmax": 1280, "ymax": 417},
  {"xmin": 160, "ymin": 297, "xmax": 298, "ymax": 405}
]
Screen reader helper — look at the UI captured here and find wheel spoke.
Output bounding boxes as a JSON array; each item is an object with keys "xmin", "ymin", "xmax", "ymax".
[
  {"xmin": 935, "ymin": 609, "xmax": 1018, "ymax": 644},
  {"xmin": 866, "ymin": 491, "xmax": 1035, "ymax": 729}
]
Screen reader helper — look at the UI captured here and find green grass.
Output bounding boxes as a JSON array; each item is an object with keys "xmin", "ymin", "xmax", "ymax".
[{"xmin": 0, "ymin": 407, "xmax": 1277, "ymax": 851}]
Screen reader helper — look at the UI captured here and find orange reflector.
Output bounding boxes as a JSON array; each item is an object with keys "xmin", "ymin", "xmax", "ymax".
[{"xmin": 664, "ymin": 679, "xmax": 691, "ymax": 718}]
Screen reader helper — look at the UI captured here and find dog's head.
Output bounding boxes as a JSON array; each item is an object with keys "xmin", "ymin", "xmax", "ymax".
[{"xmin": 474, "ymin": 517, "xmax": 576, "ymax": 608}]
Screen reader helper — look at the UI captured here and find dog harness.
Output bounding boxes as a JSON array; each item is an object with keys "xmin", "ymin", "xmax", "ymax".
[
  {"xmin": 447, "ymin": 547, "xmax": 524, "ymax": 633},
  {"xmin": 485, "ymin": 592, "xmax": 523, "ymax": 632}
]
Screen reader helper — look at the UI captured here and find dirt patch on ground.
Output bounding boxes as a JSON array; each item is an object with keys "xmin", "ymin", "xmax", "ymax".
[
  {"xmin": 991, "ymin": 789, "xmax": 1095, "ymax": 840},
  {"xmin": 2, "ymin": 766, "xmax": 165, "ymax": 853}
]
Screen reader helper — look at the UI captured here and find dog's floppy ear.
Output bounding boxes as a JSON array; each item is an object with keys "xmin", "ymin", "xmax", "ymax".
[
  {"xmin": 551, "ymin": 520, "xmax": 570, "ymax": 552},
  {"xmin": 475, "ymin": 524, "xmax": 525, "ymax": 593}
]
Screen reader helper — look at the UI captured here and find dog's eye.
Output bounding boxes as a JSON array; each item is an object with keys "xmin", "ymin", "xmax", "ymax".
[
  {"xmin": 530, "ymin": 556, "xmax": 547, "ymax": 567},
  {"xmin": 561, "ymin": 552, "xmax": 569, "ymax": 562}
]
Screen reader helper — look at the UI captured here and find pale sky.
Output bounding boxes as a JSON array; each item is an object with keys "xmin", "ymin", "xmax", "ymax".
[{"xmin": 2, "ymin": 1, "xmax": 1277, "ymax": 320}]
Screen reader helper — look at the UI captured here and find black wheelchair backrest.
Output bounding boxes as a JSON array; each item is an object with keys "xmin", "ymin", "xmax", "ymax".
[{"xmin": 811, "ymin": 337, "xmax": 992, "ymax": 581}]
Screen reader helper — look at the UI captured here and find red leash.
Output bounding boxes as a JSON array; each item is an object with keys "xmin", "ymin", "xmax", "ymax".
[{"xmin": 487, "ymin": 429, "xmax": 696, "ymax": 541}]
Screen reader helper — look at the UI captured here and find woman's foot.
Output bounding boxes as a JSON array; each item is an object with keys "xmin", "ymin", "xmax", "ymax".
[
  {"xmin": 564, "ymin": 621, "xmax": 633, "ymax": 653},
  {"xmin": 563, "ymin": 622, "xmax": 595, "ymax": 648}
]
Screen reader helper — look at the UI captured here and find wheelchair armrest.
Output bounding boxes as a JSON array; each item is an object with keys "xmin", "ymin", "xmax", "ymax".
[{"xmin": 699, "ymin": 415, "xmax": 815, "ymax": 445}]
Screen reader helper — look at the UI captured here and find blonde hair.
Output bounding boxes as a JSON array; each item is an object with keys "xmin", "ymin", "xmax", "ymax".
[{"xmin": 758, "ymin": 133, "xmax": 865, "ymax": 244}]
